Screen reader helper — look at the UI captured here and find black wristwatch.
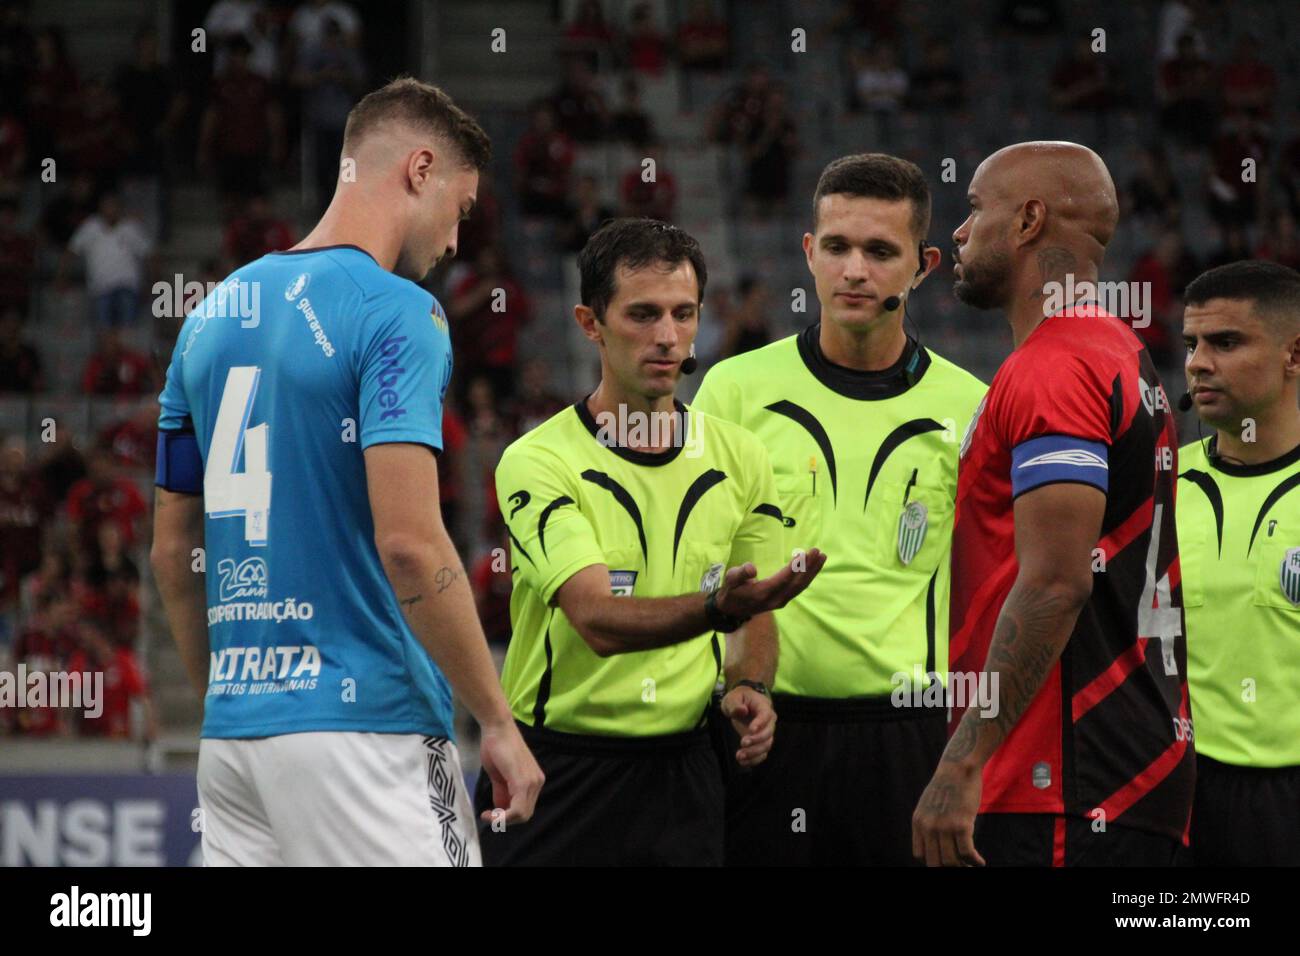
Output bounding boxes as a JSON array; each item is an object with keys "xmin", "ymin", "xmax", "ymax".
[
  {"xmin": 704, "ymin": 588, "xmax": 749, "ymax": 633},
  {"xmin": 728, "ymin": 679, "xmax": 770, "ymax": 699}
]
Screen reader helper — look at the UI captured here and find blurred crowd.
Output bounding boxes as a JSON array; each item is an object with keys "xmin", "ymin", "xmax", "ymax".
[{"xmin": 1, "ymin": 0, "xmax": 1298, "ymax": 734}]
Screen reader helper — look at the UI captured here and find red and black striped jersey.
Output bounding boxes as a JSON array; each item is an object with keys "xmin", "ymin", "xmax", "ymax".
[{"xmin": 950, "ymin": 304, "xmax": 1195, "ymax": 842}]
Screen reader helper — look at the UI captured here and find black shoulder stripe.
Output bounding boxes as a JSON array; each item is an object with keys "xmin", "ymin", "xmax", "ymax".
[
  {"xmin": 506, "ymin": 525, "xmax": 535, "ymax": 567},
  {"xmin": 753, "ymin": 502, "xmax": 795, "ymax": 527},
  {"xmin": 537, "ymin": 495, "xmax": 575, "ymax": 558},
  {"xmin": 581, "ymin": 469, "xmax": 647, "ymax": 561},
  {"xmin": 1179, "ymin": 469, "xmax": 1223, "ymax": 557},
  {"xmin": 1248, "ymin": 472, "xmax": 1300, "ymax": 556},
  {"xmin": 672, "ymin": 469, "xmax": 727, "ymax": 569},
  {"xmin": 765, "ymin": 400, "xmax": 838, "ymax": 505},
  {"xmin": 864, "ymin": 419, "xmax": 944, "ymax": 512},
  {"xmin": 1109, "ymin": 371, "xmax": 1123, "ymax": 440}
]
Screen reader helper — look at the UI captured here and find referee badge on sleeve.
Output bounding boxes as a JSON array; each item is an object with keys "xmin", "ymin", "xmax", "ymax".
[
  {"xmin": 898, "ymin": 501, "xmax": 928, "ymax": 565},
  {"xmin": 1281, "ymin": 548, "xmax": 1300, "ymax": 607}
]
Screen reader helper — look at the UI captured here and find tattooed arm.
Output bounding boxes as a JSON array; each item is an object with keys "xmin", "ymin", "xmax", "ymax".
[
  {"xmin": 365, "ymin": 442, "xmax": 543, "ymax": 823},
  {"xmin": 913, "ymin": 482, "xmax": 1105, "ymax": 865}
]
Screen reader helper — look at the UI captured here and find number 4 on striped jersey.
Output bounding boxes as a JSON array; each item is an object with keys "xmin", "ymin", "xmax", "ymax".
[{"xmin": 1138, "ymin": 503, "xmax": 1182, "ymax": 675}]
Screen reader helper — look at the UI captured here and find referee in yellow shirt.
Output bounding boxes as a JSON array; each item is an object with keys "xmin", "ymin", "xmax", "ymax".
[
  {"xmin": 1178, "ymin": 260, "xmax": 1300, "ymax": 865},
  {"xmin": 693, "ymin": 155, "xmax": 985, "ymax": 864}
]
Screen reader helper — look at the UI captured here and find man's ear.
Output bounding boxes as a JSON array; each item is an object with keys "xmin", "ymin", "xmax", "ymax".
[
  {"xmin": 802, "ymin": 231, "xmax": 817, "ymax": 274},
  {"xmin": 915, "ymin": 245, "xmax": 942, "ymax": 288},
  {"xmin": 406, "ymin": 147, "xmax": 436, "ymax": 192},
  {"xmin": 575, "ymin": 304, "xmax": 603, "ymax": 345},
  {"xmin": 1015, "ymin": 199, "xmax": 1047, "ymax": 247},
  {"xmin": 1284, "ymin": 331, "xmax": 1300, "ymax": 379}
]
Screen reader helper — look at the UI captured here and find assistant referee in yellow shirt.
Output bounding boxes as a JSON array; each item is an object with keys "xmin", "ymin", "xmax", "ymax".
[{"xmin": 1178, "ymin": 260, "xmax": 1300, "ymax": 865}]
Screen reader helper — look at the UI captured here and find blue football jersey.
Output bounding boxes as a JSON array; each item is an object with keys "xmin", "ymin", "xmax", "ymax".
[{"xmin": 157, "ymin": 245, "xmax": 456, "ymax": 739}]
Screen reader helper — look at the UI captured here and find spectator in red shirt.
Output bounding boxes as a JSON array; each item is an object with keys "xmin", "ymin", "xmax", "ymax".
[
  {"xmin": 624, "ymin": 2, "xmax": 667, "ymax": 76},
  {"xmin": 59, "ymin": 77, "xmax": 132, "ymax": 180},
  {"xmin": 81, "ymin": 520, "xmax": 142, "ymax": 647},
  {"xmin": 513, "ymin": 101, "xmax": 574, "ymax": 219},
  {"xmin": 438, "ymin": 398, "xmax": 467, "ymax": 546},
  {"xmin": 67, "ymin": 625, "xmax": 156, "ymax": 740},
  {"xmin": 223, "ymin": 191, "xmax": 295, "ymax": 268},
  {"xmin": 447, "ymin": 245, "xmax": 533, "ymax": 399},
  {"xmin": 470, "ymin": 513, "xmax": 514, "ymax": 648},
  {"xmin": 1221, "ymin": 34, "xmax": 1276, "ymax": 121},
  {"xmin": 65, "ymin": 445, "xmax": 148, "ymax": 550},
  {"xmin": 8, "ymin": 590, "xmax": 78, "ymax": 736},
  {"xmin": 550, "ymin": 57, "xmax": 609, "ymax": 144},
  {"xmin": 1207, "ymin": 121, "xmax": 1269, "ymax": 228},
  {"xmin": 81, "ymin": 328, "xmax": 153, "ymax": 397},
  {"xmin": 677, "ymin": 0, "xmax": 730, "ymax": 72},
  {"xmin": 1127, "ymin": 228, "xmax": 1200, "ymax": 369},
  {"xmin": 620, "ymin": 142, "xmax": 677, "ymax": 220},
  {"xmin": 1049, "ymin": 36, "xmax": 1114, "ymax": 112},
  {"xmin": 562, "ymin": 0, "xmax": 613, "ymax": 70},
  {"xmin": 198, "ymin": 35, "xmax": 286, "ymax": 216},
  {"xmin": 98, "ymin": 401, "xmax": 159, "ymax": 472}
]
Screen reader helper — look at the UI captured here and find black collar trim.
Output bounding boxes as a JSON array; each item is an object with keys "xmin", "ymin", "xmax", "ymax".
[
  {"xmin": 796, "ymin": 324, "xmax": 930, "ymax": 400},
  {"xmin": 1207, "ymin": 436, "xmax": 1300, "ymax": 477},
  {"xmin": 269, "ymin": 244, "xmax": 378, "ymax": 263},
  {"xmin": 573, "ymin": 396, "xmax": 689, "ymax": 466}
]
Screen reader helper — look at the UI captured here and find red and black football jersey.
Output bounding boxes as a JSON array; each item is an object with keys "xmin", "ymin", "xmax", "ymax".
[{"xmin": 951, "ymin": 304, "xmax": 1195, "ymax": 842}]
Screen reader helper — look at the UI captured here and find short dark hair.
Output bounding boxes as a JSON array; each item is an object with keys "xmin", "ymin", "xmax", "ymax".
[
  {"xmin": 812, "ymin": 153, "xmax": 931, "ymax": 239},
  {"xmin": 578, "ymin": 218, "xmax": 708, "ymax": 322},
  {"xmin": 343, "ymin": 77, "xmax": 491, "ymax": 170},
  {"xmin": 1184, "ymin": 259, "xmax": 1300, "ymax": 337}
]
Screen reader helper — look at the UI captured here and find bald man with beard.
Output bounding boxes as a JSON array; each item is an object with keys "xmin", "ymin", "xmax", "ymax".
[{"xmin": 912, "ymin": 142, "xmax": 1195, "ymax": 866}]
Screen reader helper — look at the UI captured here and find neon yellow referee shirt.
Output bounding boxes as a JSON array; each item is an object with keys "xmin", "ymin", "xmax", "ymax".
[{"xmin": 1178, "ymin": 437, "xmax": 1300, "ymax": 766}]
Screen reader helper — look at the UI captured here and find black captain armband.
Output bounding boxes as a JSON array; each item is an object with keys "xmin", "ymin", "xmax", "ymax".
[{"xmin": 156, "ymin": 428, "xmax": 203, "ymax": 494}]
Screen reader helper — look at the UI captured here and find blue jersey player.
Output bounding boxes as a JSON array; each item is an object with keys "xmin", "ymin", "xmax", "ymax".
[{"xmin": 151, "ymin": 78, "xmax": 543, "ymax": 866}]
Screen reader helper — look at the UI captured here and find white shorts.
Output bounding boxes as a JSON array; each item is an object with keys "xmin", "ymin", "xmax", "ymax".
[{"xmin": 197, "ymin": 732, "xmax": 481, "ymax": 867}]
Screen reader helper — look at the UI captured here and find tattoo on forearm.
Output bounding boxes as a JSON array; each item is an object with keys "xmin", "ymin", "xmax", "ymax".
[
  {"xmin": 399, "ymin": 594, "xmax": 424, "ymax": 612},
  {"xmin": 943, "ymin": 584, "xmax": 1078, "ymax": 763},
  {"xmin": 435, "ymin": 566, "xmax": 463, "ymax": 593}
]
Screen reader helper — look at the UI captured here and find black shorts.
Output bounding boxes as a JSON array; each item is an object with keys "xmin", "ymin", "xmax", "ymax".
[
  {"xmin": 1189, "ymin": 754, "xmax": 1300, "ymax": 866},
  {"xmin": 712, "ymin": 693, "xmax": 947, "ymax": 866},
  {"xmin": 973, "ymin": 813, "xmax": 1182, "ymax": 866},
  {"xmin": 474, "ymin": 721, "xmax": 724, "ymax": 866}
]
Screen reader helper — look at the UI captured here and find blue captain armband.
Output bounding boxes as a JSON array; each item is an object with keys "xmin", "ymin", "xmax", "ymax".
[
  {"xmin": 156, "ymin": 427, "xmax": 203, "ymax": 494},
  {"xmin": 1011, "ymin": 434, "xmax": 1109, "ymax": 498}
]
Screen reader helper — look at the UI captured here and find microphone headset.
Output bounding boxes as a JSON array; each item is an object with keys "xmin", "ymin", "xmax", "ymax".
[
  {"xmin": 889, "ymin": 242, "xmax": 930, "ymax": 387},
  {"xmin": 1178, "ymin": 392, "xmax": 1193, "ymax": 412}
]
